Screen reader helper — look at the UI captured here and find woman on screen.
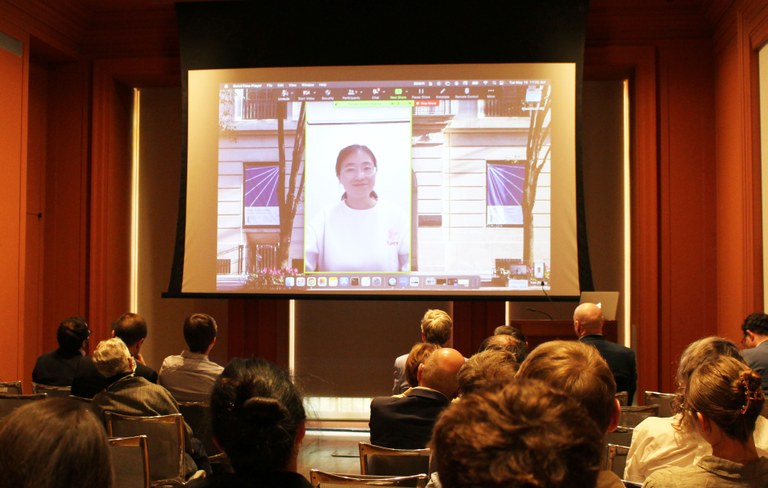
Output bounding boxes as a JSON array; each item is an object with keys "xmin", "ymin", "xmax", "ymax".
[{"xmin": 304, "ymin": 144, "xmax": 410, "ymax": 272}]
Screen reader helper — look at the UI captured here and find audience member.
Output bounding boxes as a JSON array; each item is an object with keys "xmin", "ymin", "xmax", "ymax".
[
  {"xmin": 187, "ymin": 357, "xmax": 310, "ymax": 488},
  {"xmin": 456, "ymin": 349, "xmax": 518, "ymax": 396},
  {"xmin": 517, "ymin": 340, "xmax": 624, "ymax": 488},
  {"xmin": 372, "ymin": 347, "xmax": 464, "ymax": 448},
  {"xmin": 625, "ymin": 336, "xmax": 768, "ymax": 482},
  {"xmin": 644, "ymin": 356, "xmax": 768, "ymax": 487},
  {"xmin": 159, "ymin": 313, "xmax": 224, "ymax": 402},
  {"xmin": 740, "ymin": 312, "xmax": 768, "ymax": 395},
  {"xmin": 31, "ymin": 316, "xmax": 89, "ymax": 386},
  {"xmin": 71, "ymin": 312, "xmax": 158, "ymax": 398},
  {"xmin": 431, "ymin": 379, "xmax": 603, "ymax": 488},
  {"xmin": 90, "ymin": 337, "xmax": 209, "ymax": 478},
  {"xmin": 574, "ymin": 302, "xmax": 637, "ymax": 402},
  {"xmin": 0, "ymin": 397, "xmax": 112, "ymax": 488},
  {"xmin": 477, "ymin": 334, "xmax": 527, "ymax": 363},
  {"xmin": 490, "ymin": 325, "xmax": 529, "ymax": 360},
  {"xmin": 393, "ymin": 309, "xmax": 452, "ymax": 394},
  {"xmin": 401, "ymin": 342, "xmax": 440, "ymax": 394}
]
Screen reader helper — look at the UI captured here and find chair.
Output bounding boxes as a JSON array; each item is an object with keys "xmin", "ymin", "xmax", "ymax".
[
  {"xmin": 0, "ymin": 381, "xmax": 22, "ymax": 394},
  {"xmin": 605, "ymin": 425, "xmax": 633, "ymax": 449},
  {"xmin": 603, "ymin": 443, "xmax": 631, "ymax": 479},
  {"xmin": 643, "ymin": 390, "xmax": 676, "ymax": 417},
  {"xmin": 104, "ymin": 412, "xmax": 186, "ymax": 487},
  {"xmin": 358, "ymin": 442, "xmax": 431, "ymax": 478},
  {"xmin": 68, "ymin": 394, "xmax": 93, "ymax": 403},
  {"xmin": 309, "ymin": 469, "xmax": 428, "ymax": 488},
  {"xmin": 615, "ymin": 391, "xmax": 629, "ymax": 406},
  {"xmin": 32, "ymin": 382, "xmax": 72, "ymax": 398},
  {"xmin": 0, "ymin": 393, "xmax": 47, "ymax": 420},
  {"xmin": 622, "ymin": 481, "xmax": 642, "ymax": 488},
  {"xmin": 109, "ymin": 435, "xmax": 151, "ymax": 488},
  {"xmin": 177, "ymin": 401, "xmax": 219, "ymax": 456},
  {"xmin": 618, "ymin": 404, "xmax": 659, "ymax": 428}
]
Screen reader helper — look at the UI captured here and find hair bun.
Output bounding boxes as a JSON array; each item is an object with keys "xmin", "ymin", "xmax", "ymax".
[
  {"xmin": 241, "ymin": 397, "xmax": 289, "ymax": 424},
  {"xmin": 737, "ymin": 369, "xmax": 764, "ymax": 415}
]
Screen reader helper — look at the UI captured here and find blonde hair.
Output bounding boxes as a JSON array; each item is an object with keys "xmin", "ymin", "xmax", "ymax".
[
  {"xmin": 92, "ymin": 338, "xmax": 133, "ymax": 378},
  {"xmin": 420, "ymin": 309, "xmax": 452, "ymax": 345}
]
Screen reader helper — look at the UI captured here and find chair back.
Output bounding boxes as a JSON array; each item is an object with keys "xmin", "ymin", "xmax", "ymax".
[
  {"xmin": 309, "ymin": 469, "xmax": 428, "ymax": 488},
  {"xmin": 104, "ymin": 411, "xmax": 186, "ymax": 486},
  {"xmin": 604, "ymin": 425, "xmax": 633, "ymax": 448},
  {"xmin": 0, "ymin": 381, "xmax": 22, "ymax": 394},
  {"xmin": 358, "ymin": 442, "xmax": 431, "ymax": 478},
  {"xmin": 643, "ymin": 391, "xmax": 676, "ymax": 417},
  {"xmin": 0, "ymin": 393, "xmax": 47, "ymax": 420},
  {"xmin": 603, "ymin": 443, "xmax": 630, "ymax": 480},
  {"xmin": 615, "ymin": 391, "xmax": 629, "ymax": 406},
  {"xmin": 618, "ymin": 404, "xmax": 659, "ymax": 428},
  {"xmin": 109, "ymin": 435, "xmax": 151, "ymax": 488},
  {"xmin": 177, "ymin": 401, "xmax": 218, "ymax": 455},
  {"xmin": 32, "ymin": 382, "xmax": 72, "ymax": 398}
]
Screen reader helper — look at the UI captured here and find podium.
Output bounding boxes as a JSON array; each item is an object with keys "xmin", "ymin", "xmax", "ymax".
[{"xmin": 509, "ymin": 319, "xmax": 618, "ymax": 350}]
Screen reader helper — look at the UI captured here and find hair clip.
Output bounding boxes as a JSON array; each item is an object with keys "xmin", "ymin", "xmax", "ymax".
[{"xmin": 739, "ymin": 379, "xmax": 764, "ymax": 415}]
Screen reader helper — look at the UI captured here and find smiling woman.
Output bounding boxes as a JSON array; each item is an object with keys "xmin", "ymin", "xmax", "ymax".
[{"xmin": 304, "ymin": 144, "xmax": 410, "ymax": 273}]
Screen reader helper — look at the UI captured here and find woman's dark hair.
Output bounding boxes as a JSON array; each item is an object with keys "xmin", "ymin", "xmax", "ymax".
[
  {"xmin": 685, "ymin": 355, "xmax": 765, "ymax": 444},
  {"xmin": 334, "ymin": 144, "xmax": 377, "ymax": 177},
  {"xmin": 210, "ymin": 358, "xmax": 306, "ymax": 474},
  {"xmin": 0, "ymin": 398, "xmax": 112, "ymax": 488},
  {"xmin": 56, "ymin": 316, "xmax": 90, "ymax": 353}
]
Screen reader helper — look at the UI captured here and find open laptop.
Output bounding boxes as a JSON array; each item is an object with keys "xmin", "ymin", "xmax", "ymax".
[{"xmin": 579, "ymin": 291, "xmax": 620, "ymax": 321}]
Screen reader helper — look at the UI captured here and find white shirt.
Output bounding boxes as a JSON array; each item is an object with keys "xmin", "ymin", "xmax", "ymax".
[
  {"xmin": 158, "ymin": 351, "xmax": 224, "ymax": 403},
  {"xmin": 624, "ymin": 414, "xmax": 768, "ymax": 483},
  {"xmin": 305, "ymin": 199, "xmax": 409, "ymax": 272}
]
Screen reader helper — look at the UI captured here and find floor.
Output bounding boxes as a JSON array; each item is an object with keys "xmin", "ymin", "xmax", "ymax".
[{"xmin": 297, "ymin": 427, "xmax": 370, "ymax": 479}]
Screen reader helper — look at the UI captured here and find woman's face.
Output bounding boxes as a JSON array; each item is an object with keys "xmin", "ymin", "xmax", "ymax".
[{"xmin": 338, "ymin": 148, "xmax": 377, "ymax": 200}]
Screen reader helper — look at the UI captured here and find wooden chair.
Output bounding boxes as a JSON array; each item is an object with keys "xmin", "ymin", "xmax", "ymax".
[
  {"xmin": 109, "ymin": 435, "xmax": 151, "ymax": 488},
  {"xmin": 309, "ymin": 469, "xmax": 428, "ymax": 488},
  {"xmin": 32, "ymin": 382, "xmax": 72, "ymax": 398},
  {"xmin": 105, "ymin": 412, "xmax": 186, "ymax": 487},
  {"xmin": 177, "ymin": 401, "xmax": 219, "ymax": 456},
  {"xmin": 0, "ymin": 381, "xmax": 22, "ymax": 394},
  {"xmin": 0, "ymin": 393, "xmax": 47, "ymax": 420},
  {"xmin": 605, "ymin": 425, "xmax": 633, "ymax": 450},
  {"xmin": 603, "ymin": 444, "xmax": 631, "ymax": 480},
  {"xmin": 358, "ymin": 442, "xmax": 431, "ymax": 478},
  {"xmin": 643, "ymin": 390, "xmax": 676, "ymax": 417},
  {"xmin": 618, "ymin": 404, "xmax": 659, "ymax": 428},
  {"xmin": 615, "ymin": 391, "xmax": 629, "ymax": 406}
]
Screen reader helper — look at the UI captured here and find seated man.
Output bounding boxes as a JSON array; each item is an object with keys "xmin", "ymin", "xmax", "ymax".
[
  {"xmin": 91, "ymin": 337, "xmax": 209, "ymax": 477},
  {"xmin": 72, "ymin": 312, "xmax": 158, "ymax": 398},
  {"xmin": 371, "ymin": 347, "xmax": 464, "ymax": 449},
  {"xmin": 516, "ymin": 340, "xmax": 626, "ymax": 488},
  {"xmin": 159, "ymin": 313, "xmax": 224, "ymax": 402},
  {"xmin": 393, "ymin": 309, "xmax": 452, "ymax": 394},
  {"xmin": 32, "ymin": 316, "xmax": 90, "ymax": 386},
  {"xmin": 431, "ymin": 379, "xmax": 603, "ymax": 488}
]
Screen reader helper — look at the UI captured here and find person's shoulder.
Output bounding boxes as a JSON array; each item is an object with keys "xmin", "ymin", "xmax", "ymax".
[{"xmin": 643, "ymin": 466, "xmax": 685, "ymax": 488}]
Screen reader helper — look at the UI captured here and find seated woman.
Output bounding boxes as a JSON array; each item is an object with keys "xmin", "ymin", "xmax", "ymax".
[
  {"xmin": 643, "ymin": 355, "xmax": 768, "ymax": 487},
  {"xmin": 625, "ymin": 336, "xmax": 768, "ymax": 482},
  {"xmin": 0, "ymin": 397, "xmax": 112, "ymax": 487},
  {"xmin": 187, "ymin": 357, "xmax": 310, "ymax": 488}
]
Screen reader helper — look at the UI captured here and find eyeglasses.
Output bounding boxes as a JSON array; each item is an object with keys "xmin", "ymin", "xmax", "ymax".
[{"xmin": 341, "ymin": 164, "xmax": 376, "ymax": 177}]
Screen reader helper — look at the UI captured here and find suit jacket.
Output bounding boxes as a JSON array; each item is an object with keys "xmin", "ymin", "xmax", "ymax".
[
  {"xmin": 392, "ymin": 353, "xmax": 409, "ymax": 395},
  {"xmin": 71, "ymin": 356, "xmax": 158, "ymax": 398},
  {"xmin": 369, "ymin": 387, "xmax": 450, "ymax": 449},
  {"xmin": 580, "ymin": 335, "xmax": 637, "ymax": 403},
  {"xmin": 742, "ymin": 341, "xmax": 768, "ymax": 394},
  {"xmin": 31, "ymin": 348, "xmax": 84, "ymax": 386}
]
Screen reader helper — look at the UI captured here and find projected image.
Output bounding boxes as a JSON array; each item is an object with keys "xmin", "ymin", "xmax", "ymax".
[
  {"xmin": 188, "ymin": 64, "xmax": 575, "ymax": 296},
  {"xmin": 303, "ymin": 104, "xmax": 412, "ymax": 273}
]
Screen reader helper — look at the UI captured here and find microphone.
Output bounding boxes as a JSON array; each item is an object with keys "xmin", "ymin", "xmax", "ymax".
[
  {"xmin": 540, "ymin": 281, "xmax": 553, "ymax": 302},
  {"xmin": 526, "ymin": 307, "xmax": 553, "ymax": 320}
]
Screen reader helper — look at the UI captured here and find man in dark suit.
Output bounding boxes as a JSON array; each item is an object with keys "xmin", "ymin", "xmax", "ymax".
[
  {"xmin": 574, "ymin": 302, "xmax": 637, "ymax": 404},
  {"xmin": 71, "ymin": 312, "xmax": 158, "ymax": 398},
  {"xmin": 371, "ymin": 347, "xmax": 465, "ymax": 449},
  {"xmin": 32, "ymin": 316, "xmax": 90, "ymax": 386},
  {"xmin": 741, "ymin": 312, "xmax": 768, "ymax": 395}
]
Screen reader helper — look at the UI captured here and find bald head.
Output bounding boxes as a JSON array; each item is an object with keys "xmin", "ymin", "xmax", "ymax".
[
  {"xmin": 573, "ymin": 302, "xmax": 604, "ymax": 338},
  {"xmin": 419, "ymin": 348, "xmax": 465, "ymax": 400}
]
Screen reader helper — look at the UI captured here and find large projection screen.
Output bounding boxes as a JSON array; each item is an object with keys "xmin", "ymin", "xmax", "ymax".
[{"xmin": 182, "ymin": 63, "xmax": 579, "ymax": 298}]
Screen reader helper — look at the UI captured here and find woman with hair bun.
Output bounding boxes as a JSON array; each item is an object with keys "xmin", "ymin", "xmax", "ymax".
[
  {"xmin": 187, "ymin": 357, "xmax": 310, "ymax": 488},
  {"xmin": 644, "ymin": 355, "xmax": 768, "ymax": 487}
]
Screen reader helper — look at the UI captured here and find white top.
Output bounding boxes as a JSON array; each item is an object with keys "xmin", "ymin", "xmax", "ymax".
[
  {"xmin": 305, "ymin": 199, "xmax": 409, "ymax": 272},
  {"xmin": 158, "ymin": 351, "xmax": 224, "ymax": 403},
  {"xmin": 624, "ymin": 414, "xmax": 768, "ymax": 483}
]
